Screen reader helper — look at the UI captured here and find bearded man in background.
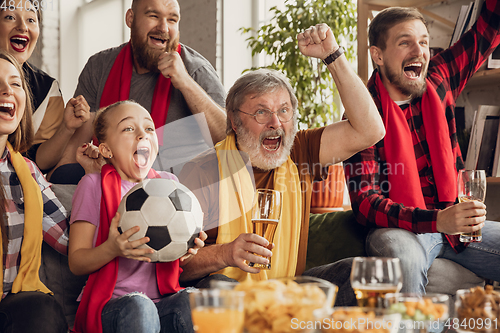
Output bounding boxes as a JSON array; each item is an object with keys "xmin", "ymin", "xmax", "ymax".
[{"xmin": 49, "ymin": 0, "xmax": 227, "ymax": 184}]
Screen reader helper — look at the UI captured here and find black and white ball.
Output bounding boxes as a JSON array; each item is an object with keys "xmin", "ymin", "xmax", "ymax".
[{"xmin": 117, "ymin": 178, "xmax": 203, "ymax": 262}]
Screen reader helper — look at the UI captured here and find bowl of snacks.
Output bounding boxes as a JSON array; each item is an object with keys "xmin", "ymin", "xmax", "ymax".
[
  {"xmin": 384, "ymin": 293, "xmax": 449, "ymax": 333},
  {"xmin": 455, "ymin": 285, "xmax": 500, "ymax": 333},
  {"xmin": 231, "ymin": 276, "xmax": 338, "ymax": 333},
  {"xmin": 316, "ymin": 306, "xmax": 402, "ymax": 333}
]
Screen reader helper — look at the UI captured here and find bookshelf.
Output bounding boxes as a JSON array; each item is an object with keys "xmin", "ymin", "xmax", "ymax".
[
  {"xmin": 356, "ymin": 0, "xmax": 500, "ymax": 85},
  {"xmin": 468, "ymin": 68, "xmax": 500, "ymax": 88}
]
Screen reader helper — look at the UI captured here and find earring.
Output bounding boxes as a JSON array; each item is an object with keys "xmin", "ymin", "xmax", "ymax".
[{"xmin": 108, "ymin": 155, "xmax": 112, "ymax": 158}]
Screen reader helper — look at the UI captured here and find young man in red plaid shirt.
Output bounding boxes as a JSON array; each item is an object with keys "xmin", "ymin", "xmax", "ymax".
[{"xmin": 344, "ymin": 0, "xmax": 500, "ymax": 293}]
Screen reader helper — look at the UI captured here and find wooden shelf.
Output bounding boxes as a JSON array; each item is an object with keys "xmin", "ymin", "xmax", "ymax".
[
  {"xmin": 467, "ymin": 68, "xmax": 500, "ymax": 88},
  {"xmin": 487, "ymin": 176, "xmax": 500, "ymax": 183}
]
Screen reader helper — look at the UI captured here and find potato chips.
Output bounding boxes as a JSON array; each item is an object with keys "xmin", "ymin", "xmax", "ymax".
[{"xmin": 234, "ymin": 277, "xmax": 332, "ymax": 333}]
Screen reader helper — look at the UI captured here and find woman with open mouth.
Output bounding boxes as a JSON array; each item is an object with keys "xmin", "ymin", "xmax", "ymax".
[
  {"xmin": 0, "ymin": 50, "xmax": 69, "ymax": 332},
  {"xmin": 0, "ymin": 0, "xmax": 90, "ymax": 176}
]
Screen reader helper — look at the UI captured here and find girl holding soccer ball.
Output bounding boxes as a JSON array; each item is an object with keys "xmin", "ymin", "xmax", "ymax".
[{"xmin": 68, "ymin": 100, "xmax": 207, "ymax": 333}]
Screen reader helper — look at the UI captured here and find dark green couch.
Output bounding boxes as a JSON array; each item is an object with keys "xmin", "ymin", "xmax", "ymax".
[
  {"xmin": 306, "ymin": 210, "xmax": 485, "ymax": 296},
  {"xmin": 306, "ymin": 210, "xmax": 368, "ymax": 271}
]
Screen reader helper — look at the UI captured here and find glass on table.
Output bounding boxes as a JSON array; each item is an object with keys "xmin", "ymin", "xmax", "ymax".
[
  {"xmin": 350, "ymin": 257, "xmax": 403, "ymax": 308},
  {"xmin": 457, "ymin": 170, "xmax": 486, "ymax": 243},
  {"xmin": 189, "ymin": 289, "xmax": 245, "ymax": 333}
]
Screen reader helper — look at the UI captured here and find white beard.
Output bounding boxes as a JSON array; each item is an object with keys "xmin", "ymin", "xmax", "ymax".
[{"xmin": 235, "ymin": 124, "xmax": 297, "ymax": 171}]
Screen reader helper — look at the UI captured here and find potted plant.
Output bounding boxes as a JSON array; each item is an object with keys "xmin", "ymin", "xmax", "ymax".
[{"xmin": 241, "ymin": 0, "xmax": 357, "ymax": 212}]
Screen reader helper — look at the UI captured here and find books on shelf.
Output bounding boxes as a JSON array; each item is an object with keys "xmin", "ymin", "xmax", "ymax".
[
  {"xmin": 449, "ymin": 0, "xmax": 485, "ymax": 47},
  {"xmin": 488, "ymin": 45, "xmax": 500, "ymax": 69},
  {"xmin": 465, "ymin": 105, "xmax": 500, "ymax": 176},
  {"xmin": 449, "ymin": 2, "xmax": 474, "ymax": 47},
  {"xmin": 465, "ymin": 0, "xmax": 484, "ymax": 33}
]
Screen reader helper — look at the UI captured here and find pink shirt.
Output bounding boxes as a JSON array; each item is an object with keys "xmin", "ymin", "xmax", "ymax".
[{"xmin": 70, "ymin": 171, "xmax": 178, "ymax": 302}]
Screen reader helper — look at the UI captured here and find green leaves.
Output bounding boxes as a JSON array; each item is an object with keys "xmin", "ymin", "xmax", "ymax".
[{"xmin": 241, "ymin": 0, "xmax": 356, "ymax": 128}]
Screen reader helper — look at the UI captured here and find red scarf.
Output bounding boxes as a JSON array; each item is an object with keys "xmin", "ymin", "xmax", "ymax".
[
  {"xmin": 73, "ymin": 164, "xmax": 183, "ymax": 333},
  {"xmin": 99, "ymin": 42, "xmax": 182, "ymax": 144},
  {"xmin": 375, "ymin": 72, "xmax": 457, "ymax": 210}
]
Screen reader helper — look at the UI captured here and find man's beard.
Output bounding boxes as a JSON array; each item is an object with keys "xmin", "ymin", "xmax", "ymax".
[
  {"xmin": 235, "ymin": 119, "xmax": 298, "ymax": 171},
  {"xmin": 130, "ymin": 24, "xmax": 179, "ymax": 73},
  {"xmin": 384, "ymin": 59, "xmax": 428, "ymax": 99}
]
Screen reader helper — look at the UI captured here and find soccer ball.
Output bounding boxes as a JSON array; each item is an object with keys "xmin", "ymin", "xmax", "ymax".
[{"xmin": 117, "ymin": 178, "xmax": 203, "ymax": 262}]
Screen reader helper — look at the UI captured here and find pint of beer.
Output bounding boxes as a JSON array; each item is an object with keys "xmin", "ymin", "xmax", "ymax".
[
  {"xmin": 248, "ymin": 189, "xmax": 282, "ymax": 270},
  {"xmin": 350, "ymin": 257, "xmax": 402, "ymax": 308},
  {"xmin": 457, "ymin": 170, "xmax": 486, "ymax": 243}
]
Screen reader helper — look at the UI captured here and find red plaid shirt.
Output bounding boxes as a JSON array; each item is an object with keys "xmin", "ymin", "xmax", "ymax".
[{"xmin": 344, "ymin": 0, "xmax": 500, "ymax": 252}]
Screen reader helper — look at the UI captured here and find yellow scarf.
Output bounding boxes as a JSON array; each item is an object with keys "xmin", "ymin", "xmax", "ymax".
[
  {"xmin": 214, "ymin": 133, "xmax": 301, "ymax": 281},
  {"xmin": 0, "ymin": 142, "xmax": 50, "ymax": 296}
]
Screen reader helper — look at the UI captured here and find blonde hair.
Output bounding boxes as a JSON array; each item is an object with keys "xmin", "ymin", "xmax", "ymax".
[
  {"xmin": 0, "ymin": 51, "xmax": 34, "ymax": 153},
  {"xmin": 94, "ymin": 100, "xmax": 140, "ymax": 144}
]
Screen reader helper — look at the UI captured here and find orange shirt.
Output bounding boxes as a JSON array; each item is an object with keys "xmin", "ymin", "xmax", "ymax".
[{"xmin": 179, "ymin": 128, "xmax": 326, "ymax": 275}]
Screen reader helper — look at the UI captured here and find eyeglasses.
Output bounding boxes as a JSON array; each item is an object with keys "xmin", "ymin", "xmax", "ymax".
[{"xmin": 237, "ymin": 108, "xmax": 294, "ymax": 124}]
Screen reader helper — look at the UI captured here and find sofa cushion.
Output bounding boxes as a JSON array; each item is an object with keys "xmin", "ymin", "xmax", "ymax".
[
  {"xmin": 39, "ymin": 184, "xmax": 88, "ymax": 329},
  {"xmin": 426, "ymin": 258, "xmax": 485, "ymax": 295},
  {"xmin": 306, "ymin": 210, "xmax": 369, "ymax": 271},
  {"xmin": 40, "ymin": 243, "xmax": 88, "ymax": 329},
  {"xmin": 306, "ymin": 210, "xmax": 485, "ymax": 298}
]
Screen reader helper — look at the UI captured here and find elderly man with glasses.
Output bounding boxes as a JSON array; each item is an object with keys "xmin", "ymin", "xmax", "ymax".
[{"xmin": 178, "ymin": 23, "xmax": 385, "ymax": 306}]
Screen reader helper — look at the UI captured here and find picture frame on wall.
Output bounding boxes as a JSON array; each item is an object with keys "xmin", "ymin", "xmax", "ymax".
[
  {"xmin": 488, "ymin": 46, "xmax": 500, "ymax": 69},
  {"xmin": 465, "ymin": 105, "xmax": 500, "ymax": 175}
]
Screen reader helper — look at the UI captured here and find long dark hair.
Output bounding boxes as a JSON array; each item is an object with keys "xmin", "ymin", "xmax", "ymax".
[{"xmin": 0, "ymin": 0, "xmax": 42, "ymax": 22}]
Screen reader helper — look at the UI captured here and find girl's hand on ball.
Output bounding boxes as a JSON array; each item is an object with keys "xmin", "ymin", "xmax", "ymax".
[{"xmin": 107, "ymin": 212, "xmax": 154, "ymax": 262}]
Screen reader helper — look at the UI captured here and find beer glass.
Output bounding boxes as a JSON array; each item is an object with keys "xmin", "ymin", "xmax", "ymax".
[
  {"xmin": 248, "ymin": 189, "xmax": 282, "ymax": 270},
  {"xmin": 457, "ymin": 170, "xmax": 486, "ymax": 242},
  {"xmin": 350, "ymin": 257, "xmax": 403, "ymax": 308},
  {"xmin": 189, "ymin": 289, "xmax": 245, "ymax": 333}
]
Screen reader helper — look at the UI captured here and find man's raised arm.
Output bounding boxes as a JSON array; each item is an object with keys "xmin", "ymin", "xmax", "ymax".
[{"xmin": 297, "ymin": 23, "xmax": 385, "ymax": 166}]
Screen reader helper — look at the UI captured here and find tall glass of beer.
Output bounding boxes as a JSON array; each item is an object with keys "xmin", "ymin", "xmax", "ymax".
[
  {"xmin": 248, "ymin": 189, "xmax": 282, "ymax": 270},
  {"xmin": 457, "ymin": 170, "xmax": 486, "ymax": 242},
  {"xmin": 350, "ymin": 257, "xmax": 403, "ymax": 308}
]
